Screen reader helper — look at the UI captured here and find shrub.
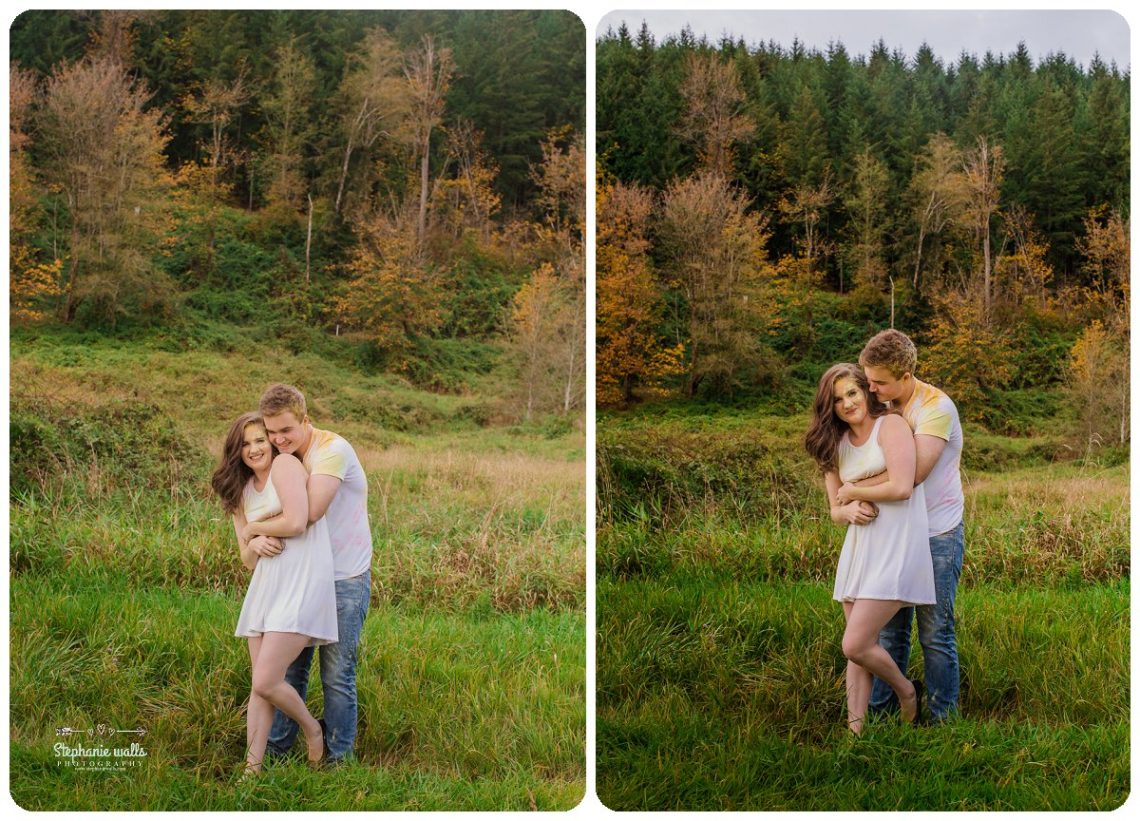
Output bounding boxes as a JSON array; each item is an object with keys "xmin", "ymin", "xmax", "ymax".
[{"xmin": 10, "ymin": 397, "xmax": 209, "ymax": 502}]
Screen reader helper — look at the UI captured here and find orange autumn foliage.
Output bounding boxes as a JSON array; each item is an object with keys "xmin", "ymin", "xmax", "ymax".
[{"xmin": 596, "ymin": 176, "xmax": 683, "ymax": 406}]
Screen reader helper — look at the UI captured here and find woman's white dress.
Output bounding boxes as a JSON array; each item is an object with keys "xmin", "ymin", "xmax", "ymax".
[
  {"xmin": 234, "ymin": 475, "xmax": 338, "ymax": 645},
  {"xmin": 832, "ymin": 415, "xmax": 936, "ymax": 605}
]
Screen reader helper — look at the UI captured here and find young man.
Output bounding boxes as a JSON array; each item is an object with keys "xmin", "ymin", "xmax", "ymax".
[
  {"xmin": 858, "ymin": 329, "xmax": 965, "ymax": 723},
  {"xmin": 249, "ymin": 383, "xmax": 372, "ymax": 763}
]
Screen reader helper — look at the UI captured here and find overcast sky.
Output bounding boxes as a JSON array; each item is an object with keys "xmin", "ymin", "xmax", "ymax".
[{"xmin": 598, "ymin": 10, "xmax": 1131, "ymax": 70}]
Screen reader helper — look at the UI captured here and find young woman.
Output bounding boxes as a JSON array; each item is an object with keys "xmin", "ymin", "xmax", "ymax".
[
  {"xmin": 210, "ymin": 412, "xmax": 337, "ymax": 773},
  {"xmin": 804, "ymin": 364, "xmax": 935, "ymax": 734}
]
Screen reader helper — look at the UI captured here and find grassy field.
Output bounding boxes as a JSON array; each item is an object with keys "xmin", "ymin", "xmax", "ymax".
[
  {"xmin": 596, "ymin": 408, "xmax": 1129, "ymax": 811},
  {"xmin": 8, "ymin": 332, "xmax": 585, "ymax": 810}
]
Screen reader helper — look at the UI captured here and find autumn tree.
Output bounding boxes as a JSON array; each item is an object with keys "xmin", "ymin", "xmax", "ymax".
[
  {"xmin": 923, "ymin": 289, "xmax": 1014, "ymax": 417},
  {"xmin": 182, "ymin": 66, "xmax": 250, "ymax": 198},
  {"xmin": 1068, "ymin": 320, "xmax": 1129, "ymax": 449},
  {"xmin": 1076, "ymin": 207, "xmax": 1130, "ymax": 324},
  {"xmin": 596, "ymin": 177, "xmax": 683, "ymax": 405},
  {"xmin": 993, "ymin": 205, "xmax": 1054, "ymax": 314},
  {"xmin": 176, "ymin": 67, "xmax": 251, "ymax": 277},
  {"xmin": 10, "ymin": 63, "xmax": 64, "ymax": 324},
  {"xmin": 37, "ymin": 55, "xmax": 175, "ymax": 325},
  {"xmin": 841, "ymin": 148, "xmax": 891, "ymax": 293},
  {"xmin": 336, "ymin": 207, "xmax": 441, "ymax": 367},
  {"xmin": 659, "ymin": 171, "xmax": 773, "ymax": 397},
  {"xmin": 675, "ymin": 51, "xmax": 755, "ymax": 175},
  {"xmin": 777, "ymin": 169, "xmax": 835, "ymax": 273},
  {"xmin": 907, "ymin": 132, "xmax": 965, "ymax": 290},
  {"xmin": 501, "ymin": 123, "xmax": 586, "ymax": 419},
  {"xmin": 507, "ymin": 263, "xmax": 576, "ymax": 420},
  {"xmin": 531, "ymin": 126, "xmax": 586, "ymax": 244},
  {"xmin": 960, "ymin": 135, "xmax": 1004, "ymax": 318},
  {"xmin": 1066, "ymin": 208, "xmax": 1129, "ymax": 449},
  {"xmin": 430, "ymin": 120, "xmax": 502, "ymax": 242},
  {"xmin": 333, "ymin": 27, "xmax": 409, "ymax": 216},
  {"xmin": 511, "ymin": 125, "xmax": 588, "ymax": 416},
  {"xmin": 405, "ymin": 34, "xmax": 454, "ymax": 246},
  {"xmin": 261, "ymin": 37, "xmax": 316, "ymax": 210}
]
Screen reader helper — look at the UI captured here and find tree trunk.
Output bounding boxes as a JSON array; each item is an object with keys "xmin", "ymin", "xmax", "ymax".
[
  {"xmin": 982, "ymin": 223, "xmax": 991, "ymax": 318},
  {"xmin": 305, "ymin": 193, "xmax": 314, "ymax": 285},
  {"xmin": 335, "ymin": 141, "xmax": 354, "ymax": 215},
  {"xmin": 418, "ymin": 134, "xmax": 430, "ymax": 244},
  {"xmin": 913, "ymin": 223, "xmax": 927, "ymax": 289}
]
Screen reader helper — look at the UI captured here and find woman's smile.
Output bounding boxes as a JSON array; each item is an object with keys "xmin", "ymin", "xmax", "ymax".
[
  {"xmin": 833, "ymin": 377, "xmax": 867, "ymax": 425},
  {"xmin": 241, "ymin": 425, "xmax": 274, "ymax": 471}
]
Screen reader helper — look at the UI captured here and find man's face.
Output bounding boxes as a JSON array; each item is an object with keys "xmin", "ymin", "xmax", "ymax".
[
  {"xmin": 861, "ymin": 364, "xmax": 910, "ymax": 404},
  {"xmin": 262, "ymin": 410, "xmax": 308, "ymax": 456}
]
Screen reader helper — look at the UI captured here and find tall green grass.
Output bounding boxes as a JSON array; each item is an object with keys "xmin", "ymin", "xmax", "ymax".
[
  {"xmin": 9, "ymin": 335, "xmax": 585, "ymax": 810},
  {"xmin": 596, "ymin": 408, "xmax": 1129, "ymax": 811}
]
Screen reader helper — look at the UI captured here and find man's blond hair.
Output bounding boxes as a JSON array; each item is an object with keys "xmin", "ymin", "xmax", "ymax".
[
  {"xmin": 258, "ymin": 383, "xmax": 307, "ymax": 420},
  {"xmin": 859, "ymin": 329, "xmax": 917, "ymax": 379}
]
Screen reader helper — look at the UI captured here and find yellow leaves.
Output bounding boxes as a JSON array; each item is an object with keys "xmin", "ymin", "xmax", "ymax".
[
  {"xmin": 533, "ymin": 126, "xmax": 585, "ymax": 241},
  {"xmin": 924, "ymin": 288, "xmax": 1014, "ymax": 415},
  {"xmin": 596, "ymin": 178, "xmax": 684, "ymax": 406},
  {"xmin": 506, "ymin": 261, "xmax": 584, "ymax": 419},
  {"xmin": 1069, "ymin": 319, "xmax": 1129, "ymax": 447},
  {"xmin": 336, "ymin": 215, "xmax": 441, "ymax": 359},
  {"xmin": 10, "ymin": 254, "xmax": 64, "ymax": 324}
]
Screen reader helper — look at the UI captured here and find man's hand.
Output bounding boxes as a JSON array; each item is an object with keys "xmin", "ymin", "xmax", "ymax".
[
  {"xmin": 249, "ymin": 535, "xmax": 284, "ymax": 557},
  {"xmin": 837, "ymin": 500, "xmax": 878, "ymax": 526}
]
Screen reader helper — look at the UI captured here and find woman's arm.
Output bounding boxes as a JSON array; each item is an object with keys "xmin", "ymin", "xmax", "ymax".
[
  {"xmin": 836, "ymin": 415, "xmax": 916, "ymax": 504},
  {"xmin": 233, "ymin": 509, "xmax": 258, "ymax": 571},
  {"xmin": 826, "ymin": 472, "xmax": 879, "ymax": 525},
  {"xmin": 242, "ymin": 455, "xmax": 310, "ymax": 541}
]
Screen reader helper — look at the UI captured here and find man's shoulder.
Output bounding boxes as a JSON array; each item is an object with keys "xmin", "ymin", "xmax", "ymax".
[
  {"xmin": 311, "ymin": 427, "xmax": 351, "ymax": 452},
  {"xmin": 914, "ymin": 379, "xmax": 958, "ymax": 414},
  {"xmin": 310, "ymin": 427, "xmax": 363, "ymax": 467}
]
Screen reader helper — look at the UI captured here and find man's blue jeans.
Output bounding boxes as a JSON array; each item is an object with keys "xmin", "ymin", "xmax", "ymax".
[
  {"xmin": 267, "ymin": 571, "xmax": 370, "ymax": 761},
  {"xmin": 869, "ymin": 522, "xmax": 965, "ymax": 722}
]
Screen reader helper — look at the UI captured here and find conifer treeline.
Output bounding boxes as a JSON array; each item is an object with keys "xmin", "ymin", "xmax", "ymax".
[
  {"xmin": 599, "ymin": 22, "xmax": 1128, "ymax": 276},
  {"xmin": 596, "ymin": 22, "xmax": 1128, "ymax": 447}
]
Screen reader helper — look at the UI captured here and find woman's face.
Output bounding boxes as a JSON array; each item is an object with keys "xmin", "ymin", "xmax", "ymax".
[
  {"xmin": 832, "ymin": 376, "xmax": 868, "ymax": 427},
  {"xmin": 240, "ymin": 423, "xmax": 273, "ymax": 473}
]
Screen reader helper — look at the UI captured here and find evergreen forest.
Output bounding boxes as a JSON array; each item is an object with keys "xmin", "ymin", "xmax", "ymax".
[
  {"xmin": 11, "ymin": 9, "xmax": 586, "ymax": 413},
  {"xmin": 597, "ymin": 22, "xmax": 1128, "ymax": 444}
]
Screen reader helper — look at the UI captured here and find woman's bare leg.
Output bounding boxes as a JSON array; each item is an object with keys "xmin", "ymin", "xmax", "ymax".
[
  {"xmin": 842, "ymin": 599, "xmax": 918, "ymax": 724},
  {"xmin": 841, "ymin": 601, "xmax": 873, "ymax": 734},
  {"xmin": 245, "ymin": 636, "xmax": 276, "ymax": 772},
  {"xmin": 251, "ymin": 632, "xmax": 324, "ymax": 763}
]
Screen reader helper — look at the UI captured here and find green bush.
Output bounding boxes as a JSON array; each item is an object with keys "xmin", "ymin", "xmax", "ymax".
[
  {"xmin": 598, "ymin": 422, "xmax": 818, "ymax": 526},
  {"xmin": 10, "ymin": 397, "xmax": 209, "ymax": 502}
]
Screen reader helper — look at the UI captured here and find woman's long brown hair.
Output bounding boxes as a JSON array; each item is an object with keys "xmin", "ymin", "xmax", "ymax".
[
  {"xmin": 803, "ymin": 363, "xmax": 890, "ymax": 473},
  {"xmin": 210, "ymin": 412, "xmax": 270, "ymax": 515}
]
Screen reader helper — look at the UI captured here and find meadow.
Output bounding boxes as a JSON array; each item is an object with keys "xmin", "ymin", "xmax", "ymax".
[
  {"xmin": 8, "ymin": 331, "xmax": 586, "ymax": 811},
  {"xmin": 596, "ymin": 407, "xmax": 1129, "ymax": 811}
]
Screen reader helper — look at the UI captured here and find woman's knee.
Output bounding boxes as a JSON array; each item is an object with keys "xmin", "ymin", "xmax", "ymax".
[
  {"xmin": 841, "ymin": 633, "xmax": 868, "ymax": 663},
  {"xmin": 251, "ymin": 669, "xmax": 280, "ymax": 701}
]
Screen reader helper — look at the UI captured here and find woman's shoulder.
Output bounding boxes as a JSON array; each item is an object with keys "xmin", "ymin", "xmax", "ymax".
[
  {"xmin": 270, "ymin": 452, "xmax": 304, "ymax": 475},
  {"xmin": 877, "ymin": 411, "xmax": 913, "ymax": 440}
]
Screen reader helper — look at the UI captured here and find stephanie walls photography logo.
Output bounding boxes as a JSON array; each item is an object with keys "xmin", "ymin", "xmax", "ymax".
[{"xmin": 54, "ymin": 724, "xmax": 149, "ymax": 772}]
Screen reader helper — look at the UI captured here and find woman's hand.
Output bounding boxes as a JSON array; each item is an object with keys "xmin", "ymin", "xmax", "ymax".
[
  {"xmin": 241, "ymin": 521, "xmax": 262, "ymax": 542},
  {"xmin": 836, "ymin": 482, "xmax": 859, "ymax": 505}
]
